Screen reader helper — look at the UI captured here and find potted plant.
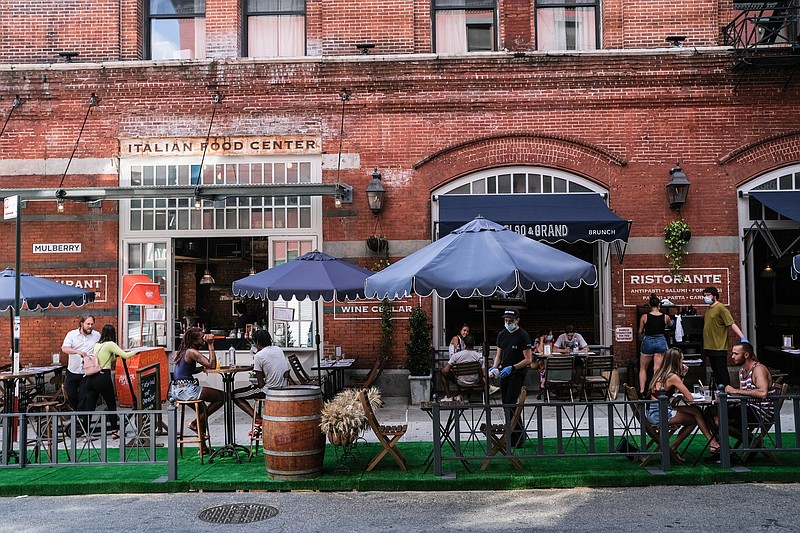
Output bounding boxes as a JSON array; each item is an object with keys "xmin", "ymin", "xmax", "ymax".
[
  {"xmin": 366, "ymin": 234, "xmax": 389, "ymax": 253},
  {"xmin": 405, "ymin": 305, "xmax": 433, "ymax": 405},
  {"xmin": 664, "ymin": 219, "xmax": 691, "ymax": 279},
  {"xmin": 320, "ymin": 388, "xmax": 382, "ymax": 447}
]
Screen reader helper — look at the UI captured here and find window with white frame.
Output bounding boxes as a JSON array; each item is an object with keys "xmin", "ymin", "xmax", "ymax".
[
  {"xmin": 748, "ymin": 167, "xmax": 800, "ymax": 221},
  {"xmin": 433, "ymin": 0, "xmax": 497, "ymax": 54},
  {"xmin": 147, "ymin": 0, "xmax": 206, "ymax": 60},
  {"xmin": 443, "ymin": 168, "xmax": 594, "ymax": 195},
  {"xmin": 535, "ymin": 0, "xmax": 599, "ymax": 51},
  {"xmin": 246, "ymin": 0, "xmax": 306, "ymax": 57},
  {"xmin": 270, "ymin": 239, "xmax": 315, "ymax": 349},
  {"xmin": 127, "ymin": 160, "xmax": 315, "ymax": 231}
]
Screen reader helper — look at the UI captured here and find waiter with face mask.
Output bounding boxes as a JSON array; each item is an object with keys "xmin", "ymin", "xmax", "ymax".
[
  {"xmin": 702, "ymin": 286, "xmax": 746, "ymax": 388},
  {"xmin": 489, "ymin": 308, "xmax": 533, "ymax": 448}
]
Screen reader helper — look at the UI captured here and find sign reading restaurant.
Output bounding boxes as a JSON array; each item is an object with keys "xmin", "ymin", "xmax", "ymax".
[
  {"xmin": 120, "ymin": 135, "xmax": 322, "ymax": 157},
  {"xmin": 40, "ymin": 274, "xmax": 108, "ymax": 302},
  {"xmin": 622, "ymin": 268, "xmax": 730, "ymax": 307}
]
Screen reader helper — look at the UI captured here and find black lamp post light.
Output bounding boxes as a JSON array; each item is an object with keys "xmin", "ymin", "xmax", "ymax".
[
  {"xmin": 666, "ymin": 163, "xmax": 690, "ymax": 210},
  {"xmin": 365, "ymin": 168, "xmax": 385, "ymax": 215}
]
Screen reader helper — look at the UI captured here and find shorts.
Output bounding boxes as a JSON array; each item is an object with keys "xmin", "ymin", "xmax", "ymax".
[
  {"xmin": 645, "ymin": 402, "xmax": 674, "ymax": 425},
  {"xmin": 169, "ymin": 379, "xmax": 202, "ymax": 402},
  {"xmin": 233, "ymin": 384, "xmax": 266, "ymax": 400},
  {"xmin": 640, "ymin": 335, "xmax": 668, "ymax": 356}
]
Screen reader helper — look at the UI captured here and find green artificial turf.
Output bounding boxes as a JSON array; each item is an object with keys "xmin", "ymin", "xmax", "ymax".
[{"xmin": 0, "ymin": 434, "xmax": 797, "ymax": 496}]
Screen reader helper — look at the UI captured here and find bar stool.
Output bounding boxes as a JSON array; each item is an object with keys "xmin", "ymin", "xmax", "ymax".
[
  {"xmin": 248, "ymin": 398, "xmax": 266, "ymax": 461},
  {"xmin": 26, "ymin": 399, "xmax": 63, "ymax": 463},
  {"xmin": 175, "ymin": 399, "xmax": 212, "ymax": 464}
]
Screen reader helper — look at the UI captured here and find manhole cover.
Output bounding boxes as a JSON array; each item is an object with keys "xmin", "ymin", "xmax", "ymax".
[{"xmin": 198, "ymin": 503, "xmax": 278, "ymax": 524}]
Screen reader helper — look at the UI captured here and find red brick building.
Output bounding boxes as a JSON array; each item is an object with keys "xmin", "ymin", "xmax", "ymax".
[{"xmin": 1, "ymin": 1, "xmax": 799, "ymax": 385}]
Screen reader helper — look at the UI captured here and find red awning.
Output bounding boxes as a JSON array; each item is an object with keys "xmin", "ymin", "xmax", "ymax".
[{"xmin": 121, "ymin": 274, "xmax": 163, "ymax": 305}]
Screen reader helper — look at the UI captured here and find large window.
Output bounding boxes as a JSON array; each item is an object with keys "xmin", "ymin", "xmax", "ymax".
[
  {"xmin": 535, "ymin": 0, "xmax": 599, "ymax": 51},
  {"xmin": 433, "ymin": 0, "xmax": 497, "ymax": 54},
  {"xmin": 148, "ymin": 0, "xmax": 206, "ymax": 60},
  {"xmin": 246, "ymin": 0, "xmax": 306, "ymax": 57},
  {"xmin": 271, "ymin": 239, "xmax": 315, "ymax": 349}
]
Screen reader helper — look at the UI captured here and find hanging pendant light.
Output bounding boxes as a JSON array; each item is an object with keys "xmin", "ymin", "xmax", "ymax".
[
  {"xmin": 248, "ymin": 238, "xmax": 257, "ymax": 275},
  {"xmin": 200, "ymin": 240, "xmax": 215, "ymax": 285}
]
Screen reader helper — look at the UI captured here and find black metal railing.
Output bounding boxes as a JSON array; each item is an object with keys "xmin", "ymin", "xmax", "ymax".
[
  {"xmin": 430, "ymin": 392, "xmax": 800, "ymax": 476},
  {"xmin": 723, "ymin": 2, "xmax": 800, "ymax": 65}
]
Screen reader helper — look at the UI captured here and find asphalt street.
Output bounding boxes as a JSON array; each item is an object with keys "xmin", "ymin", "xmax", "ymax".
[{"xmin": 1, "ymin": 484, "xmax": 797, "ymax": 532}]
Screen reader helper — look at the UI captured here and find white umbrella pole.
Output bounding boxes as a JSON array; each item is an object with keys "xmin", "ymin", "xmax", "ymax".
[{"xmin": 314, "ymin": 301, "xmax": 322, "ymax": 386}]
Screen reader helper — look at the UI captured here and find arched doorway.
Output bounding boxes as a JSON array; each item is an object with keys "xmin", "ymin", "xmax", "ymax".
[{"xmin": 431, "ymin": 165, "xmax": 628, "ymax": 352}]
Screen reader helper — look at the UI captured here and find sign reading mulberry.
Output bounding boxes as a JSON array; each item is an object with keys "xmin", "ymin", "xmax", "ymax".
[{"xmin": 622, "ymin": 268, "xmax": 730, "ymax": 307}]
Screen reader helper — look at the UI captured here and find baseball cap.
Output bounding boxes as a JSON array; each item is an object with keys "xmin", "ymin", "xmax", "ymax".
[{"xmin": 502, "ymin": 308, "xmax": 519, "ymax": 319}]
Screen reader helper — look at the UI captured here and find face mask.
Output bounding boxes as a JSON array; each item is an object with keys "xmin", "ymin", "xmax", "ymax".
[
  {"xmin": 545, "ymin": 335, "xmax": 553, "ymax": 342},
  {"xmin": 703, "ymin": 296, "xmax": 713, "ymax": 305},
  {"xmin": 505, "ymin": 322, "xmax": 516, "ymax": 333}
]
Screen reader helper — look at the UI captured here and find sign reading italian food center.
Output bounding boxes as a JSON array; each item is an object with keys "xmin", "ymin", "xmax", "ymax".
[
  {"xmin": 120, "ymin": 135, "xmax": 322, "ymax": 157},
  {"xmin": 622, "ymin": 268, "xmax": 730, "ymax": 307}
]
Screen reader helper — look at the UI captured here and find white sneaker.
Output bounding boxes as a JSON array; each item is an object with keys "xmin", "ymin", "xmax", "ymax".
[
  {"xmin": 489, "ymin": 385, "xmax": 501, "ymax": 396},
  {"xmin": 453, "ymin": 395, "xmax": 463, "ymax": 402},
  {"xmin": 443, "ymin": 396, "xmax": 454, "ymax": 402}
]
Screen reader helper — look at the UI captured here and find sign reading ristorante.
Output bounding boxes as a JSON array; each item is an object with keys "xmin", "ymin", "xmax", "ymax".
[
  {"xmin": 120, "ymin": 135, "xmax": 322, "ymax": 157},
  {"xmin": 622, "ymin": 268, "xmax": 730, "ymax": 307}
]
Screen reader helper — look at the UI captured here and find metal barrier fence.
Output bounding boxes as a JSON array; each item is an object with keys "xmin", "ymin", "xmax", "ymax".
[
  {"xmin": 430, "ymin": 392, "xmax": 800, "ymax": 476},
  {"xmin": 0, "ymin": 405, "xmax": 177, "ymax": 481}
]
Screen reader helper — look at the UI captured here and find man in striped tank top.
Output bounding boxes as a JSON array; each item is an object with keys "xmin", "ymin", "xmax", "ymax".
[{"xmin": 724, "ymin": 342, "xmax": 776, "ymax": 426}]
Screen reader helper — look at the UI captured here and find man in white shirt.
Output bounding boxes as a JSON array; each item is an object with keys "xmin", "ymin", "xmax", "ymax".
[
  {"xmin": 439, "ymin": 334, "xmax": 484, "ymax": 401},
  {"xmin": 61, "ymin": 315, "xmax": 100, "ymax": 410},
  {"xmin": 233, "ymin": 330, "xmax": 290, "ymax": 437},
  {"xmin": 554, "ymin": 325, "xmax": 589, "ymax": 353}
]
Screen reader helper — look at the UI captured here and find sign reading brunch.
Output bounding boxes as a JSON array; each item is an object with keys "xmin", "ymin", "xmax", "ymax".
[{"xmin": 622, "ymin": 268, "xmax": 730, "ymax": 307}]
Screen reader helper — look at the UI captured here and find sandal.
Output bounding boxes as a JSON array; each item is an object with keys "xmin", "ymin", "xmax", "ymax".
[
  {"xmin": 709, "ymin": 443, "xmax": 721, "ymax": 455},
  {"xmin": 110, "ymin": 430, "xmax": 120, "ymax": 440},
  {"xmin": 249, "ymin": 421, "xmax": 263, "ymax": 439},
  {"xmin": 188, "ymin": 421, "xmax": 198, "ymax": 433}
]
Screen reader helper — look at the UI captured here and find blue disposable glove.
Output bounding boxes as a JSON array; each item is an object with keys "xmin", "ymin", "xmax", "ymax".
[
  {"xmin": 500, "ymin": 366, "xmax": 513, "ymax": 379},
  {"xmin": 741, "ymin": 336, "xmax": 749, "ymax": 343}
]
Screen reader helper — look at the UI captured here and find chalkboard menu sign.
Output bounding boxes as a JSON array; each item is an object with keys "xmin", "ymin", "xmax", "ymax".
[{"xmin": 136, "ymin": 363, "xmax": 161, "ymax": 411}]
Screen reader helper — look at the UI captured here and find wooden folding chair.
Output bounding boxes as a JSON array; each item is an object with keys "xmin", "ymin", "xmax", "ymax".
[
  {"xmin": 359, "ymin": 389, "xmax": 408, "ymax": 471},
  {"xmin": 544, "ymin": 356, "xmax": 575, "ymax": 402},
  {"xmin": 623, "ymin": 385, "xmax": 684, "ymax": 466},
  {"xmin": 450, "ymin": 361, "xmax": 485, "ymax": 401},
  {"xmin": 731, "ymin": 383, "xmax": 788, "ymax": 464},
  {"xmin": 582, "ymin": 355, "xmax": 614, "ymax": 401},
  {"xmin": 348, "ymin": 354, "xmax": 389, "ymax": 391},
  {"xmin": 287, "ymin": 354, "xmax": 325, "ymax": 387},
  {"xmin": 480, "ymin": 387, "xmax": 527, "ymax": 471}
]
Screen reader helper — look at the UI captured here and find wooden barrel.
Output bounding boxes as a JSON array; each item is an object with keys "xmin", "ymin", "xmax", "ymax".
[{"xmin": 263, "ymin": 385, "xmax": 325, "ymax": 480}]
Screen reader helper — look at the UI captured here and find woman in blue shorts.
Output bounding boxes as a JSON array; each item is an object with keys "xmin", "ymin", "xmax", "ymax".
[{"xmin": 638, "ymin": 293, "xmax": 672, "ymax": 396}]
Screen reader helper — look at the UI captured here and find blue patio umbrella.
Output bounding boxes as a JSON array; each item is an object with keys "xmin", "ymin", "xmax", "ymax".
[
  {"xmin": 232, "ymin": 250, "xmax": 373, "ymax": 383},
  {"xmin": 792, "ymin": 254, "xmax": 800, "ymax": 281},
  {"xmin": 364, "ymin": 217, "xmax": 598, "ymax": 402},
  {"xmin": 0, "ymin": 268, "xmax": 95, "ymax": 312}
]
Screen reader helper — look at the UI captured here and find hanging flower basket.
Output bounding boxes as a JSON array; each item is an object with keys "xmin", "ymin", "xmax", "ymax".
[
  {"xmin": 366, "ymin": 235, "xmax": 389, "ymax": 253},
  {"xmin": 664, "ymin": 219, "xmax": 691, "ymax": 278},
  {"xmin": 327, "ymin": 430, "xmax": 357, "ymax": 447}
]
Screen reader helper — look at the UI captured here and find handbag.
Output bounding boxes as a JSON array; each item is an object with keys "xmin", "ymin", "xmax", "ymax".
[{"xmin": 82, "ymin": 353, "xmax": 102, "ymax": 376}]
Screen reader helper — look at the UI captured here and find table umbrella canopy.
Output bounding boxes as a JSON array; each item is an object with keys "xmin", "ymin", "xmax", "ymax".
[
  {"xmin": 364, "ymin": 217, "xmax": 598, "ymax": 300},
  {"xmin": 232, "ymin": 250, "xmax": 373, "ymax": 302},
  {"xmin": 0, "ymin": 268, "xmax": 95, "ymax": 311},
  {"xmin": 122, "ymin": 274, "xmax": 163, "ymax": 305}
]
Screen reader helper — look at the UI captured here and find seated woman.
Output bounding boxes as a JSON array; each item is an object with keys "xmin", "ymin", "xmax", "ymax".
[
  {"xmin": 534, "ymin": 327, "xmax": 555, "ymax": 389},
  {"xmin": 81, "ymin": 324, "xmax": 136, "ymax": 439},
  {"xmin": 169, "ymin": 327, "xmax": 224, "ymax": 450},
  {"xmin": 646, "ymin": 347, "xmax": 720, "ymax": 459}
]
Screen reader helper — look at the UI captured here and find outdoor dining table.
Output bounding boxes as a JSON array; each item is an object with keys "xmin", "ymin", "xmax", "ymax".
[
  {"xmin": 419, "ymin": 399, "xmax": 472, "ymax": 473},
  {"xmin": 205, "ymin": 365, "xmax": 252, "ymax": 463},
  {"xmin": 311, "ymin": 358, "xmax": 356, "ymax": 397}
]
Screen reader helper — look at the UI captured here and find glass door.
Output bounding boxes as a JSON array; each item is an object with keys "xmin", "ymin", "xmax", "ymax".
[{"xmin": 122, "ymin": 240, "xmax": 170, "ymax": 348}]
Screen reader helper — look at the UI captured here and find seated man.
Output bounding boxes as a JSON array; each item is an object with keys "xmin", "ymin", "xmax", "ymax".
[
  {"xmin": 724, "ymin": 342, "xmax": 776, "ymax": 430},
  {"xmin": 232, "ymin": 329, "xmax": 290, "ymax": 437},
  {"xmin": 553, "ymin": 325, "xmax": 589, "ymax": 354},
  {"xmin": 439, "ymin": 334, "xmax": 483, "ymax": 401}
]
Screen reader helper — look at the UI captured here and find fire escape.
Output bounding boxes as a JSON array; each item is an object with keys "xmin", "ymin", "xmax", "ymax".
[{"xmin": 723, "ymin": 1, "xmax": 800, "ymax": 87}]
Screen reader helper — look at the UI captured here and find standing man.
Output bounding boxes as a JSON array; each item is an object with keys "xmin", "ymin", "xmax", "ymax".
[
  {"xmin": 232, "ymin": 330, "xmax": 289, "ymax": 438},
  {"xmin": 702, "ymin": 286, "xmax": 746, "ymax": 388},
  {"xmin": 489, "ymin": 308, "xmax": 533, "ymax": 447},
  {"xmin": 61, "ymin": 315, "xmax": 100, "ymax": 410}
]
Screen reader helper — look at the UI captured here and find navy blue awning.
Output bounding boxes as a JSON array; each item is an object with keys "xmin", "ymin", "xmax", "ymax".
[
  {"xmin": 437, "ymin": 194, "xmax": 631, "ymax": 244},
  {"xmin": 750, "ymin": 191, "xmax": 800, "ymax": 223}
]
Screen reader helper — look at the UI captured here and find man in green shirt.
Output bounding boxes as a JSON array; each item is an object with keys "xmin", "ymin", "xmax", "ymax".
[{"xmin": 702, "ymin": 286, "xmax": 746, "ymax": 387}]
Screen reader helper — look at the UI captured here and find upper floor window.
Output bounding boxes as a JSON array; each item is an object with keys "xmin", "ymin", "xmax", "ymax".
[
  {"xmin": 246, "ymin": 0, "xmax": 306, "ymax": 57},
  {"xmin": 148, "ymin": 0, "xmax": 206, "ymax": 60},
  {"xmin": 535, "ymin": 0, "xmax": 599, "ymax": 51},
  {"xmin": 433, "ymin": 0, "xmax": 497, "ymax": 54}
]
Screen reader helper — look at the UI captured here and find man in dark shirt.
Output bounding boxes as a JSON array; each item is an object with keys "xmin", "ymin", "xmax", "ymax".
[{"xmin": 489, "ymin": 308, "xmax": 533, "ymax": 446}]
